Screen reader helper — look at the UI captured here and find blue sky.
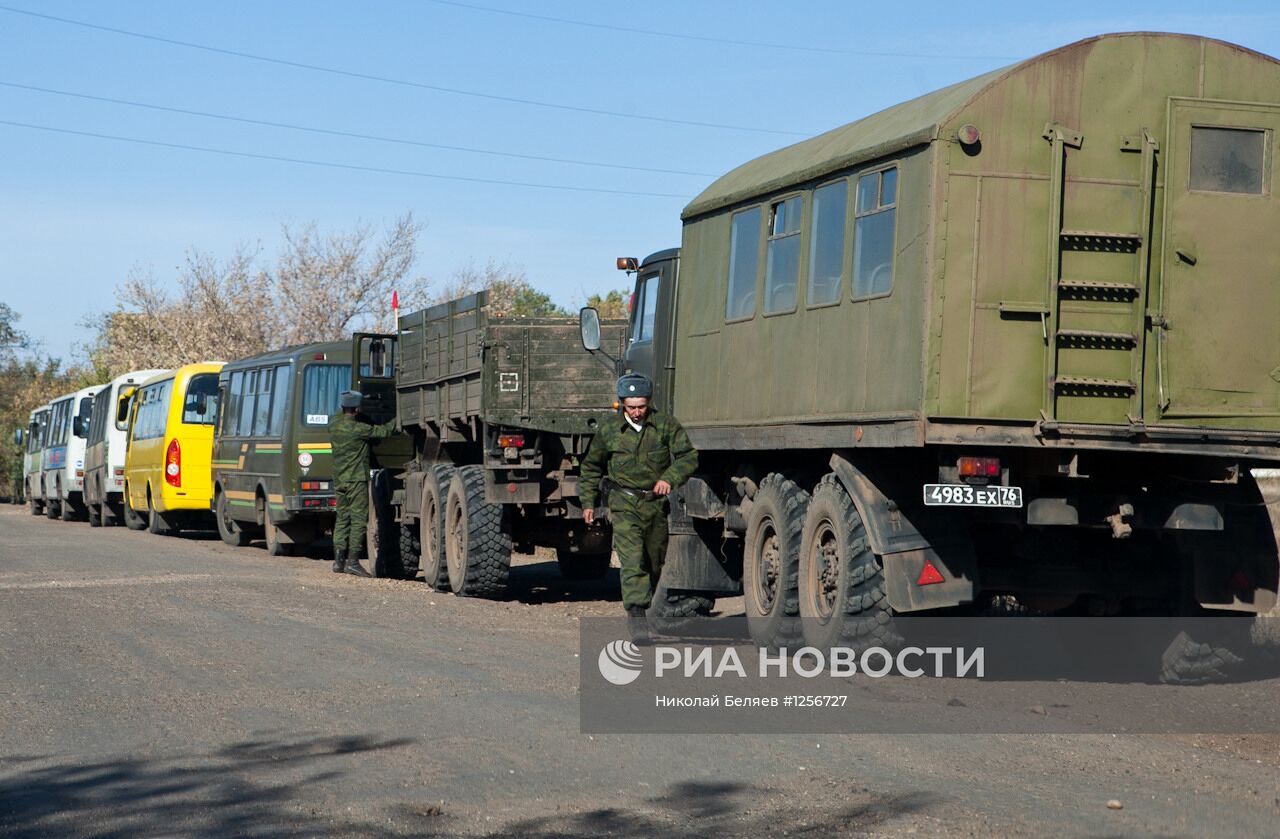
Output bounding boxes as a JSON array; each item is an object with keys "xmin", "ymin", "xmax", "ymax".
[{"xmin": 3, "ymin": 1, "xmax": 1280, "ymax": 363}]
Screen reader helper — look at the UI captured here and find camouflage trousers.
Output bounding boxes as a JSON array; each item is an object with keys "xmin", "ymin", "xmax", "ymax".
[
  {"xmin": 609, "ymin": 493, "xmax": 669, "ymax": 610},
  {"xmin": 333, "ymin": 481, "xmax": 369, "ymax": 556}
]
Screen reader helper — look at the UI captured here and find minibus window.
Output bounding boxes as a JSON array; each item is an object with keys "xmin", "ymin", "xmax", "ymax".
[
  {"xmin": 268, "ymin": 366, "xmax": 290, "ymax": 436},
  {"xmin": 183, "ymin": 374, "xmax": 219, "ymax": 425},
  {"xmin": 302, "ymin": 364, "xmax": 346, "ymax": 426}
]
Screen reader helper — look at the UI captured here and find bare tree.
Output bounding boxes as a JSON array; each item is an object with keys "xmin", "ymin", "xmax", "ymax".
[
  {"xmin": 85, "ymin": 212, "xmax": 431, "ymax": 378},
  {"xmin": 275, "ymin": 213, "xmax": 430, "ymax": 342},
  {"xmin": 439, "ymin": 259, "xmax": 566, "ymax": 316}
]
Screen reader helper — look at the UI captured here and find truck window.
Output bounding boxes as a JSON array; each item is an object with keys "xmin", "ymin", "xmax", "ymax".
[
  {"xmin": 632, "ymin": 274, "xmax": 660, "ymax": 343},
  {"xmin": 853, "ymin": 166, "xmax": 897, "ymax": 299},
  {"xmin": 302, "ymin": 364, "xmax": 346, "ymax": 426},
  {"xmin": 1190, "ymin": 126, "xmax": 1264, "ymax": 194},
  {"xmin": 807, "ymin": 180, "xmax": 847, "ymax": 307},
  {"xmin": 764, "ymin": 195, "xmax": 801, "ymax": 314},
  {"xmin": 725, "ymin": 206, "xmax": 762, "ymax": 321},
  {"xmin": 183, "ymin": 373, "xmax": 220, "ymax": 425},
  {"xmin": 268, "ymin": 365, "xmax": 290, "ymax": 436}
]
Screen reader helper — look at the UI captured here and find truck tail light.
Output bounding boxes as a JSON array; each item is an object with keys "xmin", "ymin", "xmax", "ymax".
[
  {"xmin": 165, "ymin": 438, "xmax": 181, "ymax": 487},
  {"xmin": 113, "ymin": 467, "xmax": 125, "ymax": 477},
  {"xmin": 958, "ymin": 456, "xmax": 1000, "ymax": 480},
  {"xmin": 497, "ymin": 435, "xmax": 525, "ymax": 449},
  {"xmin": 300, "ymin": 480, "xmax": 330, "ymax": 491}
]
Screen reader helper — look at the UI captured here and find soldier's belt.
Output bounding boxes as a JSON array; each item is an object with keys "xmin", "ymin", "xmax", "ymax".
[{"xmin": 610, "ymin": 484, "xmax": 657, "ymax": 501}]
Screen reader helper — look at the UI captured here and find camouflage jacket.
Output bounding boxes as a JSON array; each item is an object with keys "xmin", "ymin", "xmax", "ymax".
[
  {"xmin": 579, "ymin": 410, "xmax": 697, "ymax": 509},
  {"xmin": 328, "ymin": 413, "xmax": 398, "ymax": 485}
]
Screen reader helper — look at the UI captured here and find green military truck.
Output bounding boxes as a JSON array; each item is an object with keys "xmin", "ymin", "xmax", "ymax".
[
  {"xmin": 591, "ymin": 33, "xmax": 1280, "ymax": 673},
  {"xmin": 212, "ymin": 341, "xmax": 410, "ymax": 556},
  {"xmin": 355, "ymin": 291, "xmax": 626, "ymax": 595}
]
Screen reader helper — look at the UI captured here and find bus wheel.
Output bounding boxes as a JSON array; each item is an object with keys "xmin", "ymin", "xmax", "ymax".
[
  {"xmin": 28, "ymin": 485, "xmax": 43, "ymax": 516},
  {"xmin": 743, "ymin": 473, "xmax": 808, "ymax": 648},
  {"xmin": 146, "ymin": 491, "xmax": 173, "ymax": 536},
  {"xmin": 123, "ymin": 487, "xmax": 147, "ymax": 531},
  {"xmin": 798, "ymin": 474, "xmax": 901, "ymax": 652},
  {"xmin": 88, "ymin": 500, "xmax": 102, "ymax": 527},
  {"xmin": 215, "ymin": 489, "xmax": 250, "ymax": 547},
  {"xmin": 263, "ymin": 511, "xmax": 296, "ymax": 557},
  {"xmin": 444, "ymin": 465, "xmax": 511, "ymax": 598}
]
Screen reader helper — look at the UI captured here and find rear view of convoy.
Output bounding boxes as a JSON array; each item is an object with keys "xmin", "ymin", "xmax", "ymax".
[
  {"xmin": 12, "ymin": 34, "xmax": 1280, "ymax": 681},
  {"xmin": 16, "ymin": 293, "xmax": 626, "ymax": 602}
]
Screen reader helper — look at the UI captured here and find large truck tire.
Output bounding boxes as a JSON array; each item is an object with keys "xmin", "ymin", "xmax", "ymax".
[
  {"xmin": 398, "ymin": 524, "xmax": 420, "ymax": 579},
  {"xmin": 445, "ymin": 465, "xmax": 511, "ymax": 598},
  {"xmin": 418, "ymin": 465, "xmax": 454, "ymax": 589},
  {"xmin": 361, "ymin": 470, "xmax": 402, "ymax": 578},
  {"xmin": 798, "ymin": 474, "xmax": 902, "ymax": 652},
  {"xmin": 1159, "ymin": 617, "xmax": 1252, "ymax": 685},
  {"xmin": 647, "ymin": 577, "xmax": 715, "ymax": 637},
  {"xmin": 743, "ymin": 473, "xmax": 809, "ymax": 648},
  {"xmin": 215, "ymin": 489, "xmax": 251, "ymax": 547}
]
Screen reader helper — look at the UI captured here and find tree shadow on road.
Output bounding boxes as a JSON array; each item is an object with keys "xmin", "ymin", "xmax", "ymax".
[
  {"xmin": 0, "ymin": 734, "xmax": 413, "ymax": 839},
  {"xmin": 394, "ymin": 778, "xmax": 945, "ymax": 838}
]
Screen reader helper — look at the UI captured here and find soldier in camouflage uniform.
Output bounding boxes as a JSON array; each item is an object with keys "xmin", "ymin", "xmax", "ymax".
[
  {"xmin": 329, "ymin": 390, "xmax": 397, "ymax": 577},
  {"xmin": 580, "ymin": 374, "xmax": 697, "ymax": 641}
]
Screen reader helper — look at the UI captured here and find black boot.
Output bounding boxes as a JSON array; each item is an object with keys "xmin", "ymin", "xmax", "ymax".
[
  {"xmin": 344, "ymin": 553, "xmax": 372, "ymax": 578},
  {"xmin": 627, "ymin": 605, "xmax": 652, "ymax": 646},
  {"xmin": 331, "ymin": 548, "xmax": 347, "ymax": 574}
]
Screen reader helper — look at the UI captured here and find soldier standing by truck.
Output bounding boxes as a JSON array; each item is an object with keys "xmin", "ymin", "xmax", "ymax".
[
  {"xmin": 580, "ymin": 374, "xmax": 698, "ymax": 641},
  {"xmin": 329, "ymin": 390, "xmax": 398, "ymax": 577}
]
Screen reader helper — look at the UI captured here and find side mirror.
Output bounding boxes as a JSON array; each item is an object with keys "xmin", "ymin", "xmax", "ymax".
[
  {"xmin": 369, "ymin": 339, "xmax": 386, "ymax": 376},
  {"xmin": 72, "ymin": 416, "xmax": 85, "ymax": 438},
  {"xmin": 13, "ymin": 428, "xmax": 23, "ymax": 446},
  {"xmin": 195, "ymin": 393, "xmax": 209, "ymax": 415},
  {"xmin": 579, "ymin": 307, "xmax": 602, "ymax": 352},
  {"xmin": 116, "ymin": 389, "xmax": 135, "ymax": 425}
]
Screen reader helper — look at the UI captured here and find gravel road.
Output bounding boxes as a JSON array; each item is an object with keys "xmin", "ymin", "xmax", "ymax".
[{"xmin": 2, "ymin": 504, "xmax": 1278, "ymax": 837}]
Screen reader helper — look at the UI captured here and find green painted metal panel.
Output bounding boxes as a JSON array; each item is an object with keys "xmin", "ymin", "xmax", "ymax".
[{"xmin": 672, "ymin": 32, "xmax": 1280, "ymax": 442}]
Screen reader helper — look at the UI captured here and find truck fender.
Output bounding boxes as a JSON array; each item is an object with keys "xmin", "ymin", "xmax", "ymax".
[{"xmin": 827, "ymin": 453, "xmax": 977, "ymax": 612}]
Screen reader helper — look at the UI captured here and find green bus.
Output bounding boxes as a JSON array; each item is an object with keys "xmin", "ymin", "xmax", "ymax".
[{"xmin": 211, "ymin": 341, "xmax": 407, "ymax": 556}]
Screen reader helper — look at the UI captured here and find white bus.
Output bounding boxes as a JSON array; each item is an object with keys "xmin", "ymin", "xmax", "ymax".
[
  {"xmin": 84, "ymin": 369, "xmax": 168, "ymax": 526},
  {"xmin": 37, "ymin": 385, "xmax": 100, "ymax": 520}
]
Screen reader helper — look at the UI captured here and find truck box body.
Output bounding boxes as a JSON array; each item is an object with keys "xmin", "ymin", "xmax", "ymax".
[
  {"xmin": 395, "ymin": 292, "xmax": 625, "ymax": 441},
  {"xmin": 674, "ymin": 33, "xmax": 1280, "ymax": 459}
]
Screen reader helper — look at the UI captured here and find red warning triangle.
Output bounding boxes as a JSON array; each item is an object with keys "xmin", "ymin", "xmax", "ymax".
[{"xmin": 917, "ymin": 559, "xmax": 945, "ymax": 586}]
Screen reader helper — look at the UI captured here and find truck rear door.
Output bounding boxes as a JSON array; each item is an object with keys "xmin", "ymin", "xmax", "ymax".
[{"xmin": 1155, "ymin": 99, "xmax": 1280, "ymax": 422}]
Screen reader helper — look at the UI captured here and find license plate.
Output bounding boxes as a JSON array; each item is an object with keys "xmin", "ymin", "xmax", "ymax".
[{"xmin": 923, "ymin": 483, "xmax": 1023, "ymax": 508}]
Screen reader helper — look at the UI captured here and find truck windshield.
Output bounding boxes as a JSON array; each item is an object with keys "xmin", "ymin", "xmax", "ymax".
[{"xmin": 301, "ymin": 364, "xmax": 346, "ymax": 426}]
